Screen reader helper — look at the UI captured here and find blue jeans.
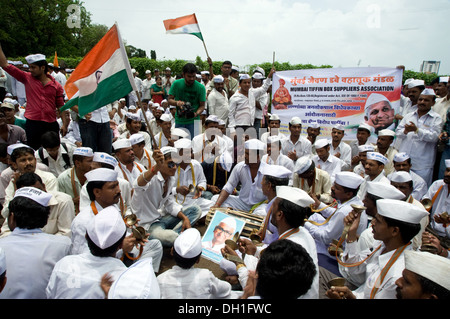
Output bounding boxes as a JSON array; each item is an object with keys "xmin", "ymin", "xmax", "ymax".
[
  {"xmin": 175, "ymin": 119, "xmax": 202, "ymax": 139},
  {"xmin": 148, "ymin": 205, "xmax": 202, "ymax": 247}
]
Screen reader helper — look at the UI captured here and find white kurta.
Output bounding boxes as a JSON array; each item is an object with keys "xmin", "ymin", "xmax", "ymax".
[
  {"xmin": 423, "ymin": 179, "xmax": 449, "ymax": 237},
  {"xmin": 192, "ymin": 134, "xmax": 228, "ymax": 163},
  {"xmin": 0, "ymin": 228, "xmax": 71, "ymax": 299},
  {"xmin": 115, "ymin": 161, "xmax": 146, "ymax": 186},
  {"xmin": 329, "ymin": 141, "xmax": 352, "ymax": 171},
  {"xmin": 312, "ymin": 154, "xmax": 341, "ymax": 183},
  {"xmin": 281, "ymin": 136, "xmax": 312, "ymax": 161},
  {"xmin": 207, "ymin": 88, "xmax": 229, "ymax": 124},
  {"xmin": 46, "ymin": 252, "xmax": 127, "ymax": 299},
  {"xmin": 157, "ymin": 265, "xmax": 240, "ymax": 299},
  {"xmin": 344, "ymin": 241, "xmax": 412, "ymax": 299}
]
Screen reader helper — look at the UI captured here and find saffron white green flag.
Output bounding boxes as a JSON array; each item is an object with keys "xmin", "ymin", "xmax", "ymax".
[
  {"xmin": 60, "ymin": 23, "xmax": 137, "ymax": 116},
  {"xmin": 163, "ymin": 13, "xmax": 204, "ymax": 41}
]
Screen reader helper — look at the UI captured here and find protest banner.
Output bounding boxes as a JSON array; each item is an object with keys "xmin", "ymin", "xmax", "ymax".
[{"xmin": 271, "ymin": 67, "xmax": 403, "ymax": 140}]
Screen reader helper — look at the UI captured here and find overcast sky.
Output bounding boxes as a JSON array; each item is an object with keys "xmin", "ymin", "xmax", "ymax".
[{"xmin": 83, "ymin": 0, "xmax": 450, "ymax": 74}]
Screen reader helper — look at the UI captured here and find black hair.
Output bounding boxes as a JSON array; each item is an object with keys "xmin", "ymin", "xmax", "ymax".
[
  {"xmin": 383, "ymin": 215, "xmax": 421, "ymax": 244},
  {"xmin": 86, "ymin": 231, "xmax": 126, "ymax": 257},
  {"xmin": 86, "ymin": 180, "xmax": 107, "ymax": 201},
  {"xmin": 10, "ymin": 147, "xmax": 34, "ymax": 162},
  {"xmin": 172, "ymin": 247, "xmax": 201, "ymax": 269},
  {"xmin": 394, "ymin": 157, "xmax": 412, "ymax": 165},
  {"xmin": 72, "ymin": 154, "xmax": 86, "ymax": 164},
  {"xmin": 33, "ymin": 60, "xmax": 48, "ymax": 74},
  {"xmin": 41, "ymin": 131, "xmax": 61, "ymax": 149},
  {"xmin": 417, "ymin": 274, "xmax": 450, "ymax": 300},
  {"xmin": 264, "ymin": 175, "xmax": 289, "ymax": 192},
  {"xmin": 8, "ymin": 196, "xmax": 50, "ymax": 229},
  {"xmin": 182, "ymin": 63, "xmax": 198, "ymax": 75},
  {"xmin": 222, "ymin": 61, "xmax": 232, "ymax": 66},
  {"xmin": 0, "ymin": 143, "xmax": 8, "ymax": 158},
  {"xmin": 342, "ymin": 185, "xmax": 359, "ymax": 197},
  {"xmin": 256, "ymin": 239, "xmax": 316, "ymax": 299},
  {"xmin": 278, "ymin": 198, "xmax": 311, "ymax": 228},
  {"xmin": 15, "ymin": 172, "xmax": 43, "ymax": 189}
]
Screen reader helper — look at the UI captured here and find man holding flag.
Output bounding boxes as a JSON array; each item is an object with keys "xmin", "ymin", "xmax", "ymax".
[{"xmin": 59, "ymin": 23, "xmax": 138, "ymax": 153}]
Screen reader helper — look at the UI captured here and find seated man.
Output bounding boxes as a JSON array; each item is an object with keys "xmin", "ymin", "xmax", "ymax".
[
  {"xmin": 280, "ymin": 117, "xmax": 311, "ymax": 163},
  {"xmin": 386, "ymin": 152, "xmax": 428, "ymax": 201},
  {"xmin": 329, "ymin": 124, "xmax": 352, "ymax": 171},
  {"xmin": 350, "ymin": 123, "xmax": 374, "ymax": 170},
  {"xmin": 374, "ymin": 129, "xmax": 397, "ymax": 176},
  {"xmin": 57, "ymin": 147, "xmax": 94, "ymax": 214},
  {"xmin": 326, "ymin": 199, "xmax": 428, "ymax": 299},
  {"xmin": 131, "ymin": 146, "xmax": 202, "ymax": 247},
  {"xmin": 306, "ymin": 121, "xmax": 321, "ymax": 154},
  {"xmin": 259, "ymin": 113, "xmax": 287, "ymax": 144},
  {"xmin": 192, "ymin": 114, "xmax": 227, "ymax": 163},
  {"xmin": 1, "ymin": 144, "xmax": 58, "ymax": 221},
  {"xmin": 201, "ymin": 152, "xmax": 234, "ymax": 201},
  {"xmin": 1, "ymin": 172, "xmax": 75, "ymax": 237},
  {"xmin": 46, "ymin": 206, "xmax": 128, "ymax": 299},
  {"xmin": 118, "ymin": 112, "xmax": 152, "ymax": 149},
  {"xmin": 395, "ymin": 250, "xmax": 450, "ymax": 299},
  {"xmin": 353, "ymin": 144, "xmax": 374, "ymax": 177},
  {"xmin": 357, "ymin": 152, "xmax": 390, "ymax": 200},
  {"xmin": 113, "ymin": 139, "xmax": 145, "ymax": 186},
  {"xmin": 172, "ymin": 138, "xmax": 214, "ymax": 218},
  {"xmin": 129, "ymin": 133, "xmax": 154, "ymax": 170},
  {"xmin": 212, "ymin": 139, "xmax": 267, "ymax": 213},
  {"xmin": 305, "ymin": 172, "xmax": 367, "ymax": 276},
  {"xmin": 0, "ymin": 187, "xmax": 71, "ymax": 299},
  {"xmin": 312, "ymin": 139, "xmax": 341, "ymax": 183},
  {"xmin": 35, "ymin": 131, "xmax": 75, "ymax": 178},
  {"xmin": 292, "ymin": 156, "xmax": 332, "ymax": 204},
  {"xmin": 153, "ymin": 114, "xmax": 175, "ymax": 149},
  {"xmin": 261, "ymin": 135, "xmax": 294, "ymax": 172}
]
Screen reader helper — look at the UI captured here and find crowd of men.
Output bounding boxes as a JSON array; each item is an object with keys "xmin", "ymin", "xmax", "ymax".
[{"xmin": 0, "ymin": 44, "xmax": 449, "ymax": 300}]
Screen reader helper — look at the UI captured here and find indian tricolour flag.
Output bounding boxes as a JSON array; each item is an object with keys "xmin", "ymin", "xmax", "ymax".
[
  {"xmin": 60, "ymin": 23, "xmax": 137, "ymax": 116},
  {"xmin": 163, "ymin": 13, "xmax": 204, "ymax": 41}
]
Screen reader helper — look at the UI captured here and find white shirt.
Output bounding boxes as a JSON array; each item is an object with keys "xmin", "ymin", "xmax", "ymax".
[
  {"xmin": 357, "ymin": 172, "xmax": 390, "ymax": 200},
  {"xmin": 142, "ymin": 78, "xmax": 156, "ymax": 100},
  {"xmin": 344, "ymin": 241, "xmax": 412, "ymax": 299},
  {"xmin": 134, "ymin": 147, "xmax": 155, "ymax": 170},
  {"xmin": 207, "ymin": 88, "xmax": 229, "ymax": 123},
  {"xmin": 395, "ymin": 109, "xmax": 443, "ymax": 170},
  {"xmin": 192, "ymin": 133, "xmax": 227, "ymax": 163},
  {"xmin": 87, "ymin": 106, "xmax": 110, "ymax": 123},
  {"xmin": 304, "ymin": 196, "xmax": 368, "ymax": 257},
  {"xmin": 228, "ymin": 78, "xmax": 271, "ymax": 128},
  {"xmin": 312, "ymin": 154, "xmax": 341, "ymax": 183},
  {"xmin": 157, "ymin": 265, "xmax": 239, "ymax": 299},
  {"xmin": 46, "ymin": 252, "xmax": 126, "ymax": 299},
  {"xmin": 222, "ymin": 162, "xmax": 267, "ymax": 206},
  {"xmin": 115, "ymin": 161, "xmax": 145, "ymax": 185},
  {"xmin": 118, "ymin": 130, "xmax": 153, "ymax": 150},
  {"xmin": 387, "ymin": 170, "xmax": 428, "ymax": 201},
  {"xmin": 172, "ymin": 160, "xmax": 207, "ymax": 200},
  {"xmin": 35, "ymin": 143, "xmax": 75, "ymax": 177},
  {"xmin": 329, "ymin": 141, "xmax": 352, "ymax": 171},
  {"xmin": 423, "ymin": 179, "xmax": 449, "ymax": 237},
  {"xmin": 131, "ymin": 172, "xmax": 183, "ymax": 230},
  {"xmin": 261, "ymin": 153, "xmax": 295, "ymax": 172},
  {"xmin": 0, "ymin": 228, "xmax": 71, "ymax": 299},
  {"xmin": 281, "ymin": 136, "xmax": 312, "ymax": 161},
  {"xmin": 260, "ymin": 130, "xmax": 287, "ymax": 144}
]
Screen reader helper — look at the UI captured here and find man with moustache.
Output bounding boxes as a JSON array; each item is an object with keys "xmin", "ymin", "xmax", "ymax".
[
  {"xmin": 113, "ymin": 139, "xmax": 145, "ymax": 186},
  {"xmin": 207, "ymin": 75, "xmax": 229, "ymax": 124},
  {"xmin": 364, "ymin": 93, "xmax": 396, "ymax": 134},
  {"xmin": 396, "ymin": 88, "xmax": 443, "ymax": 186},
  {"xmin": 329, "ymin": 124, "xmax": 352, "ymax": 171}
]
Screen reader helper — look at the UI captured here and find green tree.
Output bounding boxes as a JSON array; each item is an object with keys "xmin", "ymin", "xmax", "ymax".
[{"xmin": 150, "ymin": 50, "xmax": 157, "ymax": 60}]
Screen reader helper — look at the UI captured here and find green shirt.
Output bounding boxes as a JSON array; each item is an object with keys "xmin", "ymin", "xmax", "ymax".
[
  {"xmin": 14, "ymin": 116, "xmax": 26, "ymax": 129},
  {"xmin": 169, "ymin": 78, "xmax": 206, "ymax": 124}
]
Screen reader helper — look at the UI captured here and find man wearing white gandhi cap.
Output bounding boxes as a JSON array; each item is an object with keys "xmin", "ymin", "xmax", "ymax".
[
  {"xmin": 292, "ymin": 156, "xmax": 333, "ymax": 205},
  {"xmin": 211, "ymin": 139, "xmax": 267, "ymax": 213},
  {"xmin": 113, "ymin": 138, "xmax": 146, "ymax": 185},
  {"xmin": 364, "ymin": 93, "xmax": 396, "ymax": 134},
  {"xmin": 46, "ymin": 205, "xmax": 129, "ymax": 299},
  {"xmin": 327, "ymin": 199, "xmax": 428, "ymax": 299},
  {"xmin": 312, "ymin": 138, "xmax": 341, "ymax": 183},
  {"xmin": 305, "ymin": 171, "xmax": 367, "ymax": 277},
  {"xmin": 202, "ymin": 216, "xmax": 237, "ymax": 254},
  {"xmin": 0, "ymin": 187, "xmax": 71, "ymax": 299},
  {"xmin": 395, "ymin": 250, "xmax": 450, "ymax": 299},
  {"xmin": 227, "ymin": 186, "xmax": 319, "ymax": 299},
  {"xmin": 131, "ymin": 146, "xmax": 202, "ymax": 247},
  {"xmin": 158, "ymin": 228, "xmax": 240, "ymax": 299},
  {"xmin": 129, "ymin": 133, "xmax": 154, "ymax": 170},
  {"xmin": 357, "ymin": 151, "xmax": 390, "ymax": 200}
]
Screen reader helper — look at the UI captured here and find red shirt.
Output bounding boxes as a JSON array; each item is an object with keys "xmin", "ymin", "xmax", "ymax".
[{"xmin": 4, "ymin": 64, "xmax": 65, "ymax": 123}]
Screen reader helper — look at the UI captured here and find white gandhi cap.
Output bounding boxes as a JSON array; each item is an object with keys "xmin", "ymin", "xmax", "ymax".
[
  {"xmin": 366, "ymin": 181, "xmax": 405, "ymax": 200},
  {"xmin": 376, "ymin": 199, "xmax": 428, "ymax": 224},
  {"xmin": 13, "ymin": 186, "xmax": 53, "ymax": 207},
  {"xmin": 174, "ymin": 228, "xmax": 202, "ymax": 259},
  {"xmin": 335, "ymin": 172, "xmax": 364, "ymax": 189},
  {"xmin": 404, "ymin": 250, "xmax": 450, "ymax": 291},
  {"xmin": 87, "ymin": 206, "xmax": 126, "ymax": 249},
  {"xmin": 276, "ymin": 185, "xmax": 315, "ymax": 208},
  {"xmin": 85, "ymin": 168, "xmax": 118, "ymax": 182}
]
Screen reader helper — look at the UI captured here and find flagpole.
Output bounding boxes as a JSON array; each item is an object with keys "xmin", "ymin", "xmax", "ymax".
[
  {"xmin": 135, "ymin": 91, "xmax": 158, "ymax": 150},
  {"xmin": 194, "ymin": 13, "xmax": 210, "ymax": 59}
]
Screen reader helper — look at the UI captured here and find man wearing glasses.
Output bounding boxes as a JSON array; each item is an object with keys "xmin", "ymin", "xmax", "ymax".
[
  {"xmin": 202, "ymin": 217, "xmax": 236, "ymax": 254},
  {"xmin": 131, "ymin": 146, "xmax": 202, "ymax": 247}
]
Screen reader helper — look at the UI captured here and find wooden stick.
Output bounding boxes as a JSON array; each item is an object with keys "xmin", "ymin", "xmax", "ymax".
[{"xmin": 135, "ymin": 90, "xmax": 158, "ymax": 149}]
